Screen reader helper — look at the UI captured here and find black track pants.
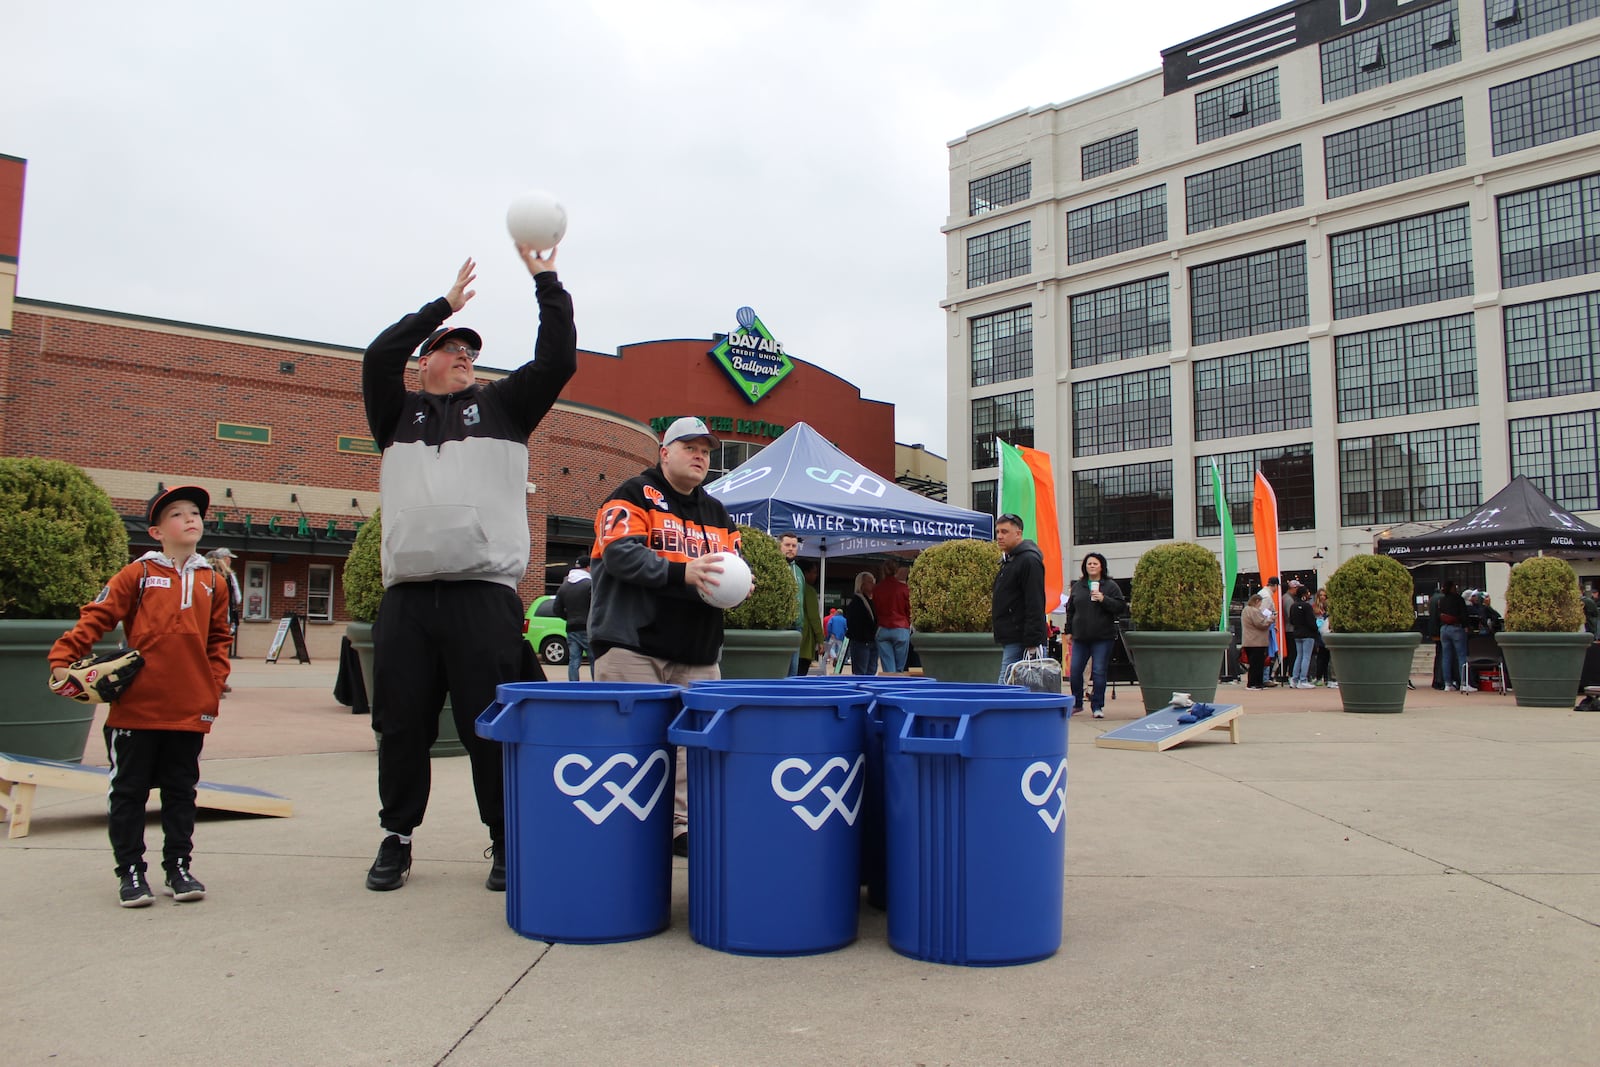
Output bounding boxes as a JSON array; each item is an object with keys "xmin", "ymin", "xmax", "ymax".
[{"xmin": 105, "ymin": 726, "xmax": 205, "ymax": 872}]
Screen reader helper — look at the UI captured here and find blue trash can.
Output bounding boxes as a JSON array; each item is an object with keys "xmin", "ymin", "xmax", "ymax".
[
  {"xmin": 878, "ymin": 688, "xmax": 1072, "ymax": 966},
  {"xmin": 668, "ymin": 683, "xmax": 872, "ymax": 956},
  {"xmin": 476, "ymin": 682, "xmax": 681, "ymax": 944}
]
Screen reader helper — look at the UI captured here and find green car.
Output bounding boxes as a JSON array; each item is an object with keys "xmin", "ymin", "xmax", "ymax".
[{"xmin": 523, "ymin": 595, "xmax": 569, "ymax": 666}]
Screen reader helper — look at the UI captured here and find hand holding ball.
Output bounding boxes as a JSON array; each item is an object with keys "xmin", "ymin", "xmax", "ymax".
[
  {"xmin": 698, "ymin": 553, "xmax": 753, "ymax": 610},
  {"xmin": 506, "ymin": 190, "xmax": 568, "ymax": 250}
]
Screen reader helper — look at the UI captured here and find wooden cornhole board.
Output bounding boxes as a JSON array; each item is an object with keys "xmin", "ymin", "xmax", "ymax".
[
  {"xmin": 0, "ymin": 752, "xmax": 293, "ymax": 839},
  {"xmin": 1093, "ymin": 703, "xmax": 1242, "ymax": 752}
]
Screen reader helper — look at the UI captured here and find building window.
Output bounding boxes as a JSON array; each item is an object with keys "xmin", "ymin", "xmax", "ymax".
[
  {"xmin": 1066, "ymin": 186, "xmax": 1167, "ymax": 265},
  {"xmin": 1195, "ymin": 68, "xmax": 1281, "ymax": 144},
  {"xmin": 307, "ymin": 565, "xmax": 334, "ymax": 623},
  {"xmin": 1487, "ymin": 0, "xmax": 1600, "ymax": 50},
  {"xmin": 1330, "ymin": 205, "xmax": 1472, "ymax": 319},
  {"xmin": 971, "ymin": 390, "xmax": 1034, "ymax": 469},
  {"xmin": 1338, "ymin": 424, "xmax": 1481, "ymax": 525},
  {"xmin": 1321, "ymin": 0, "xmax": 1462, "ymax": 102},
  {"xmin": 967, "ymin": 222, "xmax": 1031, "ymax": 287},
  {"xmin": 1489, "ymin": 56, "xmax": 1600, "ymax": 155},
  {"xmin": 1192, "ymin": 342, "xmax": 1312, "ymax": 442},
  {"xmin": 1069, "ymin": 275, "xmax": 1171, "ymax": 368},
  {"xmin": 1503, "ymin": 290, "xmax": 1600, "ymax": 400},
  {"xmin": 1190, "ymin": 243, "xmax": 1309, "ymax": 346},
  {"xmin": 972, "ymin": 479, "xmax": 998, "ymax": 517},
  {"xmin": 1082, "ymin": 130, "xmax": 1139, "ymax": 179},
  {"xmin": 1335, "ymin": 314, "xmax": 1478, "ymax": 422},
  {"xmin": 1498, "ymin": 173, "xmax": 1600, "ymax": 288},
  {"xmin": 1195, "ymin": 445, "xmax": 1316, "ymax": 536},
  {"xmin": 970, "ymin": 163, "xmax": 1031, "ymax": 216},
  {"xmin": 710, "ymin": 441, "xmax": 760, "ymax": 483},
  {"xmin": 1072, "ymin": 367, "xmax": 1172, "ymax": 457},
  {"xmin": 1072, "ymin": 461, "xmax": 1174, "ymax": 544},
  {"xmin": 1325, "ymin": 98, "xmax": 1466, "ymax": 198},
  {"xmin": 1185, "ymin": 146, "xmax": 1304, "ymax": 235},
  {"xmin": 970, "ymin": 306, "xmax": 1032, "ymax": 387},
  {"xmin": 1509, "ymin": 410, "xmax": 1600, "ymax": 510}
]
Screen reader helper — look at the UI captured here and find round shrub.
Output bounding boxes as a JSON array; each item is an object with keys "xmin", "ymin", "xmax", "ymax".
[
  {"xmin": 0, "ymin": 458, "xmax": 129, "ymax": 619},
  {"xmin": 343, "ymin": 509, "xmax": 384, "ymax": 623},
  {"xmin": 910, "ymin": 538, "xmax": 1002, "ymax": 633},
  {"xmin": 1503, "ymin": 556, "xmax": 1584, "ymax": 633},
  {"xmin": 724, "ymin": 525, "xmax": 796, "ymax": 630},
  {"xmin": 1129, "ymin": 542, "xmax": 1223, "ymax": 632},
  {"xmin": 1326, "ymin": 554, "xmax": 1415, "ymax": 633}
]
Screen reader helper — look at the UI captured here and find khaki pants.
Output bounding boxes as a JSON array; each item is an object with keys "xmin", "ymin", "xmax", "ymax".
[{"xmin": 594, "ymin": 648, "xmax": 719, "ymax": 834}]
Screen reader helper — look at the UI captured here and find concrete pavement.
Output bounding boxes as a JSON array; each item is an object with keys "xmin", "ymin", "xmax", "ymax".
[{"xmin": 4, "ymin": 663, "xmax": 1598, "ymax": 1065}]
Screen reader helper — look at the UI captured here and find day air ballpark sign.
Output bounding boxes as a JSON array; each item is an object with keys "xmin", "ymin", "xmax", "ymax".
[{"xmin": 710, "ymin": 307, "xmax": 794, "ymax": 404}]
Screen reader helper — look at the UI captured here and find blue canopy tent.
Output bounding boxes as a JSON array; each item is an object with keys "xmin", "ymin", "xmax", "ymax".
[{"xmin": 703, "ymin": 422, "xmax": 994, "ymax": 612}]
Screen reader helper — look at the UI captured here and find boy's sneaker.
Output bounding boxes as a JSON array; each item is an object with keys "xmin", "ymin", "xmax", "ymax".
[
  {"xmin": 366, "ymin": 834, "xmax": 411, "ymax": 891},
  {"xmin": 163, "ymin": 859, "xmax": 207, "ymax": 902},
  {"xmin": 117, "ymin": 866, "xmax": 155, "ymax": 908},
  {"xmin": 485, "ymin": 841, "xmax": 506, "ymax": 892}
]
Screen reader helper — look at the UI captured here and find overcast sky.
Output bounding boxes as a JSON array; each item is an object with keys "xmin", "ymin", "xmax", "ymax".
[{"xmin": 5, "ymin": 0, "xmax": 1272, "ymax": 456}]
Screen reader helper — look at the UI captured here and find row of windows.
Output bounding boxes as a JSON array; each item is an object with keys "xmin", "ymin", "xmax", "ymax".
[
  {"xmin": 969, "ymin": 163, "xmax": 1030, "ymax": 217},
  {"xmin": 1192, "ymin": 342, "xmax": 1312, "ymax": 441},
  {"xmin": 1505, "ymin": 288, "xmax": 1600, "ymax": 400},
  {"xmin": 967, "ymin": 222, "xmax": 1031, "ymax": 288},
  {"xmin": 1499, "ymin": 173, "xmax": 1600, "ymax": 288},
  {"xmin": 1491, "ymin": 55, "xmax": 1600, "ymax": 155},
  {"xmin": 1068, "ymin": 275, "xmax": 1171, "ymax": 368},
  {"xmin": 1338, "ymin": 424, "xmax": 1482, "ymax": 525},
  {"xmin": 1190, "ymin": 243, "xmax": 1309, "ymax": 346},
  {"xmin": 1196, "ymin": 68, "xmax": 1281, "ymax": 144},
  {"xmin": 1067, "ymin": 186, "xmax": 1167, "ymax": 265},
  {"xmin": 1486, "ymin": 0, "xmax": 1600, "ymax": 50},
  {"xmin": 970, "ymin": 390, "xmax": 1034, "ymax": 470},
  {"xmin": 1072, "ymin": 367, "xmax": 1172, "ymax": 457},
  {"xmin": 1321, "ymin": 1, "xmax": 1461, "ymax": 103},
  {"xmin": 969, "ymin": 306, "xmax": 1032, "ymax": 388},
  {"xmin": 1331, "ymin": 205, "xmax": 1473, "ymax": 319},
  {"xmin": 1196, "ymin": 446, "xmax": 1316, "ymax": 536},
  {"xmin": 1072, "ymin": 462, "xmax": 1175, "ymax": 544},
  {"xmin": 1185, "ymin": 146, "xmax": 1304, "ymax": 235},
  {"xmin": 1325, "ymin": 98, "xmax": 1465, "ymax": 199},
  {"xmin": 1335, "ymin": 314, "xmax": 1478, "ymax": 422},
  {"xmin": 1509, "ymin": 408, "xmax": 1600, "ymax": 511},
  {"xmin": 1082, "ymin": 131, "xmax": 1138, "ymax": 180}
]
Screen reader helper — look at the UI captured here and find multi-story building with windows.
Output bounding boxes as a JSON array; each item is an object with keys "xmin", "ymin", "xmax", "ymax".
[{"xmin": 944, "ymin": 0, "xmax": 1600, "ymax": 594}]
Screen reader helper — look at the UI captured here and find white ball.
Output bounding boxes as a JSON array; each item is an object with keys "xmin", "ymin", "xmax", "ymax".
[
  {"xmin": 505, "ymin": 190, "xmax": 568, "ymax": 249},
  {"xmin": 698, "ymin": 553, "xmax": 753, "ymax": 610}
]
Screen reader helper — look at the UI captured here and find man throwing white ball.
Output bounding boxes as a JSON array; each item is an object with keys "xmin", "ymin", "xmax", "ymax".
[
  {"xmin": 588, "ymin": 416, "xmax": 744, "ymax": 855},
  {"xmin": 361, "ymin": 245, "xmax": 575, "ymax": 894}
]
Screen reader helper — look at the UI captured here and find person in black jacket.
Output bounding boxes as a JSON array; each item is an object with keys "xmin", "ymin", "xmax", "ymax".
[
  {"xmin": 553, "ymin": 557, "xmax": 593, "ymax": 681},
  {"xmin": 992, "ymin": 514, "xmax": 1047, "ymax": 684},
  {"xmin": 1432, "ymin": 580, "xmax": 1471, "ymax": 693},
  {"xmin": 844, "ymin": 570, "xmax": 878, "ymax": 676},
  {"xmin": 1064, "ymin": 552, "xmax": 1126, "ymax": 718},
  {"xmin": 1287, "ymin": 585, "xmax": 1319, "ymax": 688}
]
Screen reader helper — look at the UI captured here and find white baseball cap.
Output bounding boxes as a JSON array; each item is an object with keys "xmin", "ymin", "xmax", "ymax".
[{"xmin": 661, "ymin": 416, "xmax": 721, "ymax": 448}]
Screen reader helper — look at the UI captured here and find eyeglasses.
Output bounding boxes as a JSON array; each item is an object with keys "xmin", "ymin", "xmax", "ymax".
[{"xmin": 432, "ymin": 341, "xmax": 480, "ymax": 361}]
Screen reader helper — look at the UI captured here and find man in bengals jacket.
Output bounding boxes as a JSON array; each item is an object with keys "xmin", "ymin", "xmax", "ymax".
[{"xmin": 588, "ymin": 416, "xmax": 743, "ymax": 854}]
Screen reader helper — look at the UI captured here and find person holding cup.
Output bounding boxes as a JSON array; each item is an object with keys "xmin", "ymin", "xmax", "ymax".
[{"xmin": 1064, "ymin": 552, "xmax": 1126, "ymax": 718}]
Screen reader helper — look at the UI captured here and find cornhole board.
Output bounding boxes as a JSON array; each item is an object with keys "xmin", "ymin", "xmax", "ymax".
[
  {"xmin": 0, "ymin": 752, "xmax": 293, "ymax": 839},
  {"xmin": 1093, "ymin": 703, "xmax": 1242, "ymax": 752}
]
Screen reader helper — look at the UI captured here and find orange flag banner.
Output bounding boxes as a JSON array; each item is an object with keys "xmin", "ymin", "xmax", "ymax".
[
  {"xmin": 1252, "ymin": 469, "xmax": 1284, "ymax": 653},
  {"xmin": 1018, "ymin": 445, "xmax": 1065, "ymax": 612}
]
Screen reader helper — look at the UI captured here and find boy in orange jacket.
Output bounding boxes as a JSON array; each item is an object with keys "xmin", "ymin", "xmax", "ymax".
[{"xmin": 49, "ymin": 485, "xmax": 232, "ymax": 907}]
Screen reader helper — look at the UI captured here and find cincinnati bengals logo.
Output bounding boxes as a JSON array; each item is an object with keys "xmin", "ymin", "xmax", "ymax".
[
  {"xmin": 600, "ymin": 506, "xmax": 633, "ymax": 539},
  {"xmin": 642, "ymin": 486, "xmax": 669, "ymax": 511}
]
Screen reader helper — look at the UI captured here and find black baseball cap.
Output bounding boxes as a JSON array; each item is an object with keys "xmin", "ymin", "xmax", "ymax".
[
  {"xmin": 417, "ymin": 326, "xmax": 483, "ymax": 358},
  {"xmin": 147, "ymin": 484, "xmax": 210, "ymax": 525}
]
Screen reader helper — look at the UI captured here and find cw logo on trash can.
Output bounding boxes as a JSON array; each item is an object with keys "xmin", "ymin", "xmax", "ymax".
[
  {"xmin": 1020, "ymin": 759, "xmax": 1068, "ymax": 833},
  {"xmin": 770, "ymin": 755, "xmax": 864, "ymax": 830},
  {"xmin": 553, "ymin": 750, "xmax": 671, "ymax": 826}
]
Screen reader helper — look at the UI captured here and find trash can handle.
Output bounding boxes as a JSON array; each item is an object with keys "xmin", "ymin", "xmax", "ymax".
[
  {"xmin": 666, "ymin": 706, "xmax": 732, "ymax": 752},
  {"xmin": 474, "ymin": 700, "xmax": 513, "ymax": 742},
  {"xmin": 896, "ymin": 712, "xmax": 971, "ymax": 756}
]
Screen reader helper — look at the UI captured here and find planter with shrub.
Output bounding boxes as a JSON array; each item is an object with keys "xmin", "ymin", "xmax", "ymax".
[
  {"xmin": 908, "ymin": 538, "xmax": 1003, "ymax": 683},
  {"xmin": 718, "ymin": 526, "xmax": 799, "ymax": 679},
  {"xmin": 1322, "ymin": 553, "xmax": 1420, "ymax": 713},
  {"xmin": 1120, "ymin": 542, "xmax": 1230, "ymax": 714},
  {"xmin": 1496, "ymin": 556, "xmax": 1591, "ymax": 708},
  {"xmin": 0, "ymin": 458, "xmax": 129, "ymax": 760}
]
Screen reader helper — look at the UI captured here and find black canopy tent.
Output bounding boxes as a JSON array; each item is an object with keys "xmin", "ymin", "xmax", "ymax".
[{"xmin": 1375, "ymin": 476, "xmax": 1600, "ymax": 564}]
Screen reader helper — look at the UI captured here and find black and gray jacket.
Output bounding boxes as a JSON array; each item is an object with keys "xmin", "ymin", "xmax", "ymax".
[
  {"xmin": 362, "ymin": 277, "xmax": 576, "ymax": 590},
  {"xmin": 992, "ymin": 539, "xmax": 1048, "ymax": 646}
]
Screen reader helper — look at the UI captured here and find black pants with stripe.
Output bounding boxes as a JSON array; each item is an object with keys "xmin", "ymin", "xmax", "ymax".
[
  {"xmin": 372, "ymin": 580, "xmax": 542, "ymax": 841},
  {"xmin": 105, "ymin": 726, "xmax": 205, "ymax": 872}
]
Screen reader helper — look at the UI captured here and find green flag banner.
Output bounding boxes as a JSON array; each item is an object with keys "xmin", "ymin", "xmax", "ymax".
[{"xmin": 1210, "ymin": 459, "xmax": 1238, "ymax": 632}]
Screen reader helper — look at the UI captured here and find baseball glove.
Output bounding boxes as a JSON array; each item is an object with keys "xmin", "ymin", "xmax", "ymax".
[{"xmin": 49, "ymin": 648, "xmax": 145, "ymax": 704}]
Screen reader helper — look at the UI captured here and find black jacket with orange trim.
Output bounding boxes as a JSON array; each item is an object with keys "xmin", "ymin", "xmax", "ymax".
[{"xmin": 588, "ymin": 465, "xmax": 742, "ymax": 666}]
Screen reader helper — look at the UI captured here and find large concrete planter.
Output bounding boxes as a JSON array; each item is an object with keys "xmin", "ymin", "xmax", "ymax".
[
  {"xmin": 349, "ymin": 620, "xmax": 465, "ymax": 757},
  {"xmin": 910, "ymin": 631, "xmax": 1002, "ymax": 683},
  {"xmin": 1324, "ymin": 631, "xmax": 1421, "ymax": 713},
  {"xmin": 0, "ymin": 619, "xmax": 123, "ymax": 761},
  {"xmin": 719, "ymin": 628, "xmax": 798, "ymax": 679},
  {"xmin": 1121, "ymin": 630, "xmax": 1232, "ymax": 714},
  {"xmin": 1495, "ymin": 632, "xmax": 1593, "ymax": 708}
]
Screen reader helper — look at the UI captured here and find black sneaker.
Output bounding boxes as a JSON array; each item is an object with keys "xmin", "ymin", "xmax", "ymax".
[
  {"xmin": 366, "ymin": 834, "xmax": 411, "ymax": 891},
  {"xmin": 485, "ymin": 842, "xmax": 506, "ymax": 892},
  {"xmin": 163, "ymin": 859, "xmax": 206, "ymax": 902},
  {"xmin": 672, "ymin": 833, "xmax": 689, "ymax": 858},
  {"xmin": 117, "ymin": 866, "xmax": 155, "ymax": 908}
]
